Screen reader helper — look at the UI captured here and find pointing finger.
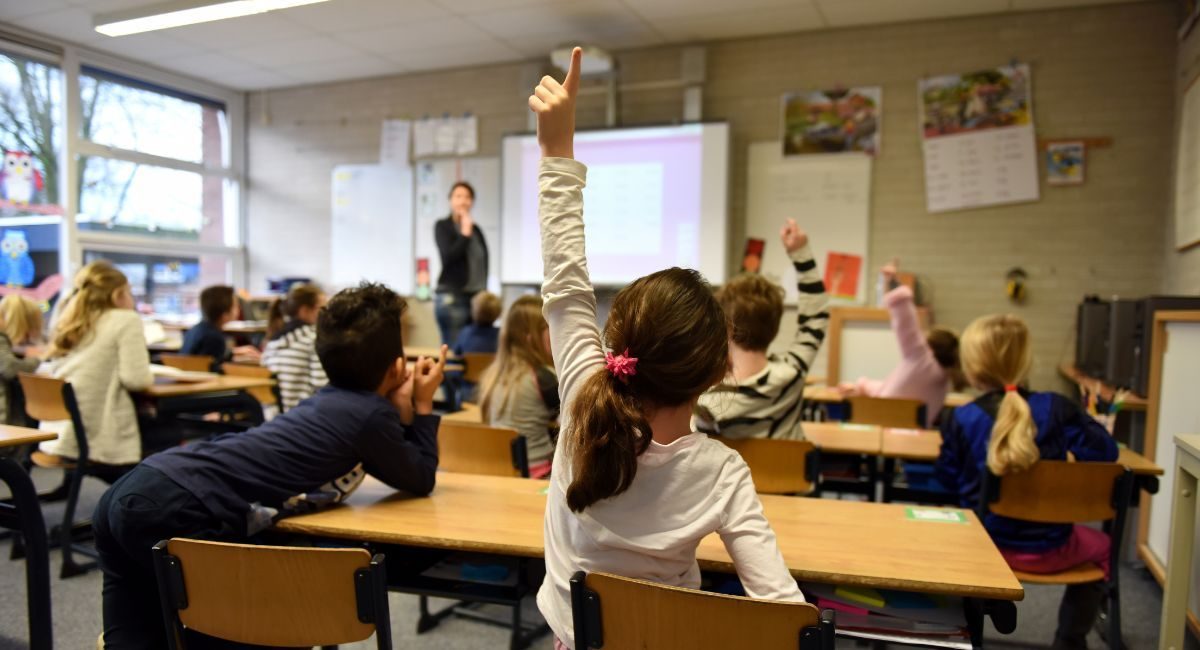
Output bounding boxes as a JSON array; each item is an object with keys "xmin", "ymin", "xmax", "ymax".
[{"xmin": 563, "ymin": 46, "xmax": 582, "ymax": 96}]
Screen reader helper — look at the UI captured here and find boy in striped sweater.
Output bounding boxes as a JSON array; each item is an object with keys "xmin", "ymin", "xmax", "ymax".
[{"xmin": 695, "ymin": 220, "xmax": 829, "ymax": 440}]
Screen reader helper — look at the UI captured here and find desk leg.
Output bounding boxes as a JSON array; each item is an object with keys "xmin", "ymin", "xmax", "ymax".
[
  {"xmin": 1158, "ymin": 460, "xmax": 1198, "ymax": 650},
  {"xmin": 964, "ymin": 598, "xmax": 1016, "ymax": 649},
  {"xmin": 0, "ymin": 458, "xmax": 52, "ymax": 650}
]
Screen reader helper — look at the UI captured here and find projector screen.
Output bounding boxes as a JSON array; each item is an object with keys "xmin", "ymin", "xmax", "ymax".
[{"xmin": 501, "ymin": 123, "xmax": 729, "ymax": 286}]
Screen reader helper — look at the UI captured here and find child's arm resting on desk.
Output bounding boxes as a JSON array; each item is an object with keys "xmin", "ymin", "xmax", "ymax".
[
  {"xmin": 780, "ymin": 221, "xmax": 829, "ymax": 376},
  {"xmin": 717, "ymin": 458, "xmax": 805, "ymax": 602},
  {"xmin": 358, "ymin": 348, "xmax": 448, "ymax": 495},
  {"xmin": 532, "ymin": 48, "xmax": 605, "ymax": 407}
]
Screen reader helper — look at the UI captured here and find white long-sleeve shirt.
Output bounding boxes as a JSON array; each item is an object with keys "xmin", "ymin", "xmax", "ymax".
[
  {"xmin": 534, "ymin": 158, "xmax": 803, "ymax": 649},
  {"xmin": 39, "ymin": 309, "xmax": 153, "ymax": 465}
]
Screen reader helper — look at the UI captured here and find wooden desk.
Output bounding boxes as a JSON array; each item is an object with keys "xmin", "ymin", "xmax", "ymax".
[
  {"xmin": 148, "ymin": 339, "xmax": 182, "ymax": 353},
  {"xmin": 0, "ymin": 425, "xmax": 54, "ymax": 649},
  {"xmin": 803, "ymin": 421, "xmax": 882, "ymax": 455},
  {"xmin": 223, "ymin": 320, "xmax": 268, "ymax": 335},
  {"xmin": 278, "ymin": 473, "xmax": 1023, "ymax": 602},
  {"xmin": 406, "ymin": 346, "xmax": 460, "ymax": 360},
  {"xmin": 881, "ymin": 428, "xmax": 943, "ymax": 461},
  {"xmin": 443, "ymin": 403, "xmax": 482, "ymax": 423},
  {"xmin": 803, "ymin": 385, "xmax": 971, "ymax": 409},
  {"xmin": 1058, "ymin": 362, "xmax": 1148, "ymax": 412},
  {"xmin": 1160, "ymin": 434, "xmax": 1200, "ymax": 650},
  {"xmin": 138, "ymin": 375, "xmax": 275, "ymax": 399}
]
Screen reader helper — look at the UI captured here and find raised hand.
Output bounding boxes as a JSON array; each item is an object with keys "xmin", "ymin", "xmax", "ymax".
[
  {"xmin": 779, "ymin": 218, "xmax": 809, "ymax": 253},
  {"xmin": 881, "ymin": 258, "xmax": 899, "ymax": 282},
  {"xmin": 528, "ymin": 46, "xmax": 581, "ymax": 159},
  {"xmin": 411, "ymin": 344, "xmax": 449, "ymax": 415}
]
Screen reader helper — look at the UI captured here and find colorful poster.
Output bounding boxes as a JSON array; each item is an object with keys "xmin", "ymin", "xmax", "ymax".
[
  {"xmin": 783, "ymin": 87, "xmax": 881, "ymax": 157},
  {"xmin": 824, "ymin": 252, "xmax": 862, "ymax": 300},
  {"xmin": 1046, "ymin": 141, "xmax": 1085, "ymax": 185},
  {"xmin": 740, "ymin": 238, "xmax": 765, "ymax": 273},
  {"xmin": 919, "ymin": 64, "xmax": 1039, "ymax": 213}
]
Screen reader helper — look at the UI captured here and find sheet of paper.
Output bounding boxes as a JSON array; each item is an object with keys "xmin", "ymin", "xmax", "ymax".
[
  {"xmin": 413, "ymin": 118, "xmax": 436, "ymax": 159},
  {"xmin": 456, "ymin": 114, "xmax": 478, "ymax": 155},
  {"xmin": 379, "ymin": 119, "xmax": 411, "ymax": 166}
]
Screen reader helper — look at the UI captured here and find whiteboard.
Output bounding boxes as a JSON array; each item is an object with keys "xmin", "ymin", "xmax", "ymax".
[
  {"xmin": 414, "ymin": 157, "xmax": 501, "ymax": 295},
  {"xmin": 1176, "ymin": 77, "xmax": 1200, "ymax": 250},
  {"xmin": 839, "ymin": 321, "xmax": 902, "ymax": 385},
  {"xmin": 1147, "ymin": 320, "xmax": 1200, "ymax": 621},
  {"xmin": 330, "ymin": 164, "xmax": 413, "ymax": 293},
  {"xmin": 745, "ymin": 142, "xmax": 871, "ymax": 304}
]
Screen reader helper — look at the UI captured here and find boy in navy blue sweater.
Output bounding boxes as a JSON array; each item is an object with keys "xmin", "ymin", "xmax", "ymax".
[{"xmin": 94, "ymin": 283, "xmax": 445, "ymax": 649}]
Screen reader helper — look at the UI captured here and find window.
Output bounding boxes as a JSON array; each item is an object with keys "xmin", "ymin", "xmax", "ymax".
[
  {"xmin": 82, "ymin": 249, "xmax": 232, "ymax": 319},
  {"xmin": 0, "ymin": 48, "xmax": 64, "ymax": 292},
  {"xmin": 75, "ymin": 67, "xmax": 238, "ymax": 246}
]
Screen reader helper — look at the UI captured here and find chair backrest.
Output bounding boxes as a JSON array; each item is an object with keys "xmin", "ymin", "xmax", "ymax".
[
  {"xmin": 571, "ymin": 571, "xmax": 834, "ymax": 650},
  {"xmin": 980, "ymin": 460, "xmax": 1132, "ymax": 524},
  {"xmin": 462, "ymin": 352, "xmax": 495, "ymax": 385},
  {"xmin": 220, "ymin": 363, "xmax": 278, "ymax": 407},
  {"xmin": 17, "ymin": 373, "xmax": 88, "ymax": 459},
  {"xmin": 160, "ymin": 354, "xmax": 213, "ymax": 373},
  {"xmin": 438, "ymin": 421, "xmax": 529, "ymax": 478},
  {"xmin": 152, "ymin": 539, "xmax": 391, "ymax": 649},
  {"xmin": 711, "ymin": 436, "xmax": 819, "ymax": 495},
  {"xmin": 846, "ymin": 396, "xmax": 926, "ymax": 429}
]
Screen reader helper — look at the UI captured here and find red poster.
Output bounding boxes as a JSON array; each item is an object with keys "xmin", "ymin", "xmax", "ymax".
[{"xmin": 824, "ymin": 252, "xmax": 862, "ymax": 300}]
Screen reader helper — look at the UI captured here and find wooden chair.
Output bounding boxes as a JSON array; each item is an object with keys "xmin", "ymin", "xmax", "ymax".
[
  {"xmin": 711, "ymin": 436, "xmax": 819, "ymax": 495},
  {"xmin": 846, "ymin": 396, "xmax": 926, "ymax": 429},
  {"xmin": 220, "ymin": 363, "xmax": 282, "ymax": 413},
  {"xmin": 437, "ymin": 420, "xmax": 529, "ymax": 478},
  {"xmin": 461, "ymin": 352, "xmax": 495, "ymax": 385},
  {"xmin": 151, "ymin": 538, "xmax": 391, "ymax": 649},
  {"xmin": 416, "ymin": 421, "xmax": 535, "ymax": 647},
  {"xmin": 159, "ymin": 354, "xmax": 213, "ymax": 373},
  {"xmin": 978, "ymin": 461, "xmax": 1134, "ymax": 648},
  {"xmin": 570, "ymin": 571, "xmax": 835, "ymax": 649},
  {"xmin": 18, "ymin": 373, "xmax": 99, "ymax": 578}
]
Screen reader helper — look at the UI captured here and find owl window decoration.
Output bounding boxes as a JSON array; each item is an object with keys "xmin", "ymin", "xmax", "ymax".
[{"xmin": 0, "ymin": 150, "xmax": 59, "ymax": 215}]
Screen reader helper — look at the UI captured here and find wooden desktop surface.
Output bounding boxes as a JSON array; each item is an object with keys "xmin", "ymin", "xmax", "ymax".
[
  {"xmin": 879, "ymin": 429, "xmax": 1163, "ymax": 476},
  {"xmin": 803, "ymin": 385, "xmax": 972, "ymax": 408},
  {"xmin": 138, "ymin": 375, "xmax": 275, "ymax": 399},
  {"xmin": 0, "ymin": 425, "xmax": 55, "ymax": 449},
  {"xmin": 277, "ymin": 473, "xmax": 1023, "ymax": 601},
  {"xmin": 803, "ymin": 421, "xmax": 883, "ymax": 455}
]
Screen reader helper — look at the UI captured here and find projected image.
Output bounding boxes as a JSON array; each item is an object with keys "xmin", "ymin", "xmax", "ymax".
[{"xmin": 502, "ymin": 124, "xmax": 728, "ymax": 285}]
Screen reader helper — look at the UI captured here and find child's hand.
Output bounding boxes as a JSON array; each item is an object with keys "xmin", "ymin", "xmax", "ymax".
[
  {"xmin": 389, "ymin": 369, "xmax": 416, "ymax": 424},
  {"xmin": 779, "ymin": 218, "xmax": 809, "ymax": 253},
  {"xmin": 234, "ymin": 345, "xmax": 261, "ymax": 361},
  {"xmin": 528, "ymin": 46, "xmax": 581, "ymax": 159},
  {"xmin": 837, "ymin": 382, "xmax": 861, "ymax": 397},
  {"xmin": 881, "ymin": 258, "xmax": 899, "ymax": 282},
  {"xmin": 411, "ymin": 344, "xmax": 448, "ymax": 415}
]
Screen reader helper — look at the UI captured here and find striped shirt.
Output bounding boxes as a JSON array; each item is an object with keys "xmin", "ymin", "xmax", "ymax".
[
  {"xmin": 261, "ymin": 321, "xmax": 328, "ymax": 411},
  {"xmin": 695, "ymin": 245, "xmax": 829, "ymax": 440}
]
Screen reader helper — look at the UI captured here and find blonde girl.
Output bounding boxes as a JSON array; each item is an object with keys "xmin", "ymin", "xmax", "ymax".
[
  {"xmin": 38, "ymin": 261, "xmax": 154, "ymax": 468},
  {"xmin": 934, "ymin": 314, "xmax": 1118, "ymax": 649},
  {"xmin": 0, "ymin": 294, "xmax": 43, "ymax": 423},
  {"xmin": 529, "ymin": 49, "xmax": 803, "ymax": 650},
  {"xmin": 478, "ymin": 295, "xmax": 559, "ymax": 478},
  {"xmin": 0, "ymin": 294, "xmax": 44, "ymax": 353}
]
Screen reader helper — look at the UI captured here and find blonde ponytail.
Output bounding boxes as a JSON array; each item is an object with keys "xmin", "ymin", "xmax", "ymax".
[
  {"xmin": 961, "ymin": 314, "xmax": 1037, "ymax": 476},
  {"xmin": 49, "ymin": 261, "xmax": 129, "ymax": 358},
  {"xmin": 986, "ymin": 389, "xmax": 1039, "ymax": 475}
]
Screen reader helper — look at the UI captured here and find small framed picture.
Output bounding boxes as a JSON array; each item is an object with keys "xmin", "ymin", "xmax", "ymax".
[{"xmin": 1046, "ymin": 141, "xmax": 1085, "ymax": 186}]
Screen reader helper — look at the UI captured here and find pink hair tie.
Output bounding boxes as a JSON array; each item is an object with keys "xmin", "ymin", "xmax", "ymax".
[{"xmin": 605, "ymin": 348, "xmax": 638, "ymax": 384}]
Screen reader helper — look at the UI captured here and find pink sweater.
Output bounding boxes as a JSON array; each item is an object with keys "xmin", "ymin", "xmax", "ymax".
[{"xmin": 855, "ymin": 286, "xmax": 947, "ymax": 427}]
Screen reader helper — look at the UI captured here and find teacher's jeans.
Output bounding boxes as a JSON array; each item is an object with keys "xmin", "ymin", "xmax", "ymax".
[{"xmin": 435, "ymin": 291, "xmax": 474, "ymax": 346}]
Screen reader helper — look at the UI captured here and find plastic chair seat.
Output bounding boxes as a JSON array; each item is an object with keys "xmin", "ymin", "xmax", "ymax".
[
  {"xmin": 30, "ymin": 451, "xmax": 75, "ymax": 470},
  {"xmin": 1013, "ymin": 563, "xmax": 1105, "ymax": 585}
]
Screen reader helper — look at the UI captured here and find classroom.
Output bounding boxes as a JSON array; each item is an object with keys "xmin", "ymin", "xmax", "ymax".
[{"xmin": 0, "ymin": 0, "xmax": 1196, "ymax": 648}]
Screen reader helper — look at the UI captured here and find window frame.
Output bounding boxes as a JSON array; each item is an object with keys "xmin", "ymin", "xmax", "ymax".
[{"xmin": 0, "ymin": 27, "xmax": 247, "ymax": 290}]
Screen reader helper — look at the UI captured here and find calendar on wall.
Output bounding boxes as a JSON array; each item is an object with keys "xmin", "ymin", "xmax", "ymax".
[{"xmin": 919, "ymin": 64, "xmax": 1039, "ymax": 213}]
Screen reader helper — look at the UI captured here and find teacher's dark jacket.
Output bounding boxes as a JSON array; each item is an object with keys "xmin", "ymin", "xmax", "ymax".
[{"xmin": 434, "ymin": 216, "xmax": 489, "ymax": 292}]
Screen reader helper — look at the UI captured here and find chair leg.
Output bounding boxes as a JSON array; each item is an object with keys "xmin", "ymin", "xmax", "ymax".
[
  {"xmin": 59, "ymin": 467, "xmax": 94, "ymax": 579},
  {"xmin": 416, "ymin": 595, "xmax": 440, "ymax": 634},
  {"xmin": 509, "ymin": 599, "xmax": 525, "ymax": 650},
  {"xmin": 1105, "ymin": 579, "xmax": 1124, "ymax": 650}
]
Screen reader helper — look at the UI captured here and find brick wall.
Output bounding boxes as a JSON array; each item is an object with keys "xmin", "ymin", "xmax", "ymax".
[
  {"xmin": 246, "ymin": 1, "xmax": 1176, "ymax": 391},
  {"xmin": 1168, "ymin": 3, "xmax": 1200, "ymax": 294}
]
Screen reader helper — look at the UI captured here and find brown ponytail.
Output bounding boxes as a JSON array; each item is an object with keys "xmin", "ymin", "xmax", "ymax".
[
  {"xmin": 266, "ymin": 298, "xmax": 286, "ymax": 340},
  {"xmin": 564, "ymin": 268, "xmax": 729, "ymax": 512},
  {"xmin": 960, "ymin": 314, "xmax": 1038, "ymax": 475},
  {"xmin": 266, "ymin": 283, "xmax": 324, "ymax": 340}
]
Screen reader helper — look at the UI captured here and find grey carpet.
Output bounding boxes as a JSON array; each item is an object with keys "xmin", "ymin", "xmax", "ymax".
[{"xmin": 0, "ymin": 467, "xmax": 1175, "ymax": 649}]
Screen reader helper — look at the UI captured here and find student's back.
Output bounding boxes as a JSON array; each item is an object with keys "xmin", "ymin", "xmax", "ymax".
[
  {"xmin": 453, "ymin": 291, "xmax": 502, "ymax": 355},
  {"xmin": 261, "ymin": 284, "xmax": 328, "ymax": 410}
]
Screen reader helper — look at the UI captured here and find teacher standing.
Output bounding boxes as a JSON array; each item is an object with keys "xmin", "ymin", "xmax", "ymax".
[{"xmin": 434, "ymin": 181, "xmax": 489, "ymax": 346}]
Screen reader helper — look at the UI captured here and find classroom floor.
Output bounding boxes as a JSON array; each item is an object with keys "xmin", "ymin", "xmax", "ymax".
[{"xmin": 0, "ymin": 469, "xmax": 1171, "ymax": 650}]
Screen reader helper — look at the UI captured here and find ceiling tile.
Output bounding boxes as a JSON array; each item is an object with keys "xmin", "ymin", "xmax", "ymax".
[
  {"xmin": 0, "ymin": 0, "xmax": 71, "ymax": 20},
  {"xmin": 169, "ymin": 12, "xmax": 313, "ymax": 49},
  {"xmin": 89, "ymin": 31, "xmax": 205, "ymax": 61},
  {"xmin": 232, "ymin": 35, "xmax": 366, "ymax": 67},
  {"xmin": 276, "ymin": 53, "xmax": 404, "ymax": 85},
  {"xmin": 338, "ymin": 17, "xmax": 497, "ymax": 55},
  {"xmin": 7, "ymin": 8, "xmax": 106, "ymax": 46},
  {"xmin": 155, "ymin": 51, "xmax": 257, "ymax": 78},
  {"xmin": 817, "ymin": 0, "xmax": 1011, "ymax": 28},
  {"xmin": 214, "ymin": 67, "xmax": 299, "ymax": 91},
  {"xmin": 466, "ymin": 0, "xmax": 662, "ymax": 50},
  {"xmin": 647, "ymin": 4, "xmax": 825, "ymax": 42},
  {"xmin": 66, "ymin": 0, "xmax": 173, "ymax": 13},
  {"xmin": 1011, "ymin": 0, "xmax": 1149, "ymax": 9},
  {"xmin": 433, "ymin": 0, "xmax": 558, "ymax": 15},
  {"xmin": 383, "ymin": 37, "xmax": 524, "ymax": 71},
  {"xmin": 630, "ymin": 0, "xmax": 813, "ymax": 20},
  {"xmin": 279, "ymin": 0, "xmax": 450, "ymax": 33}
]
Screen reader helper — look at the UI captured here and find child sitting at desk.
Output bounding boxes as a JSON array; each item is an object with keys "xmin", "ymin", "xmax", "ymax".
[
  {"xmin": 528, "ymin": 49, "xmax": 803, "ymax": 650},
  {"xmin": 0, "ymin": 294, "xmax": 42, "ymax": 424},
  {"xmin": 180, "ymin": 285, "xmax": 261, "ymax": 371},
  {"xmin": 694, "ymin": 219, "xmax": 829, "ymax": 440},
  {"xmin": 935, "ymin": 314, "xmax": 1117, "ymax": 650},
  {"xmin": 261, "ymin": 283, "xmax": 327, "ymax": 410},
  {"xmin": 453, "ymin": 290, "xmax": 501, "ymax": 356},
  {"xmin": 478, "ymin": 294, "xmax": 559, "ymax": 478},
  {"xmin": 37, "ymin": 262, "xmax": 154, "ymax": 473},
  {"xmin": 839, "ymin": 261, "xmax": 964, "ymax": 427},
  {"xmin": 93, "ymin": 282, "xmax": 445, "ymax": 650}
]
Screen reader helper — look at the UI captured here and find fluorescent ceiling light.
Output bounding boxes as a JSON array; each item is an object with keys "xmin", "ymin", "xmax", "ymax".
[{"xmin": 95, "ymin": 0, "xmax": 332, "ymax": 37}]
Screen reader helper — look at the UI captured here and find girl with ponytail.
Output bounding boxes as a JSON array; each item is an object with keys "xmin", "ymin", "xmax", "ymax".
[
  {"xmin": 529, "ymin": 48, "xmax": 803, "ymax": 650},
  {"xmin": 935, "ymin": 314, "xmax": 1119, "ymax": 649},
  {"xmin": 262, "ymin": 283, "xmax": 328, "ymax": 410}
]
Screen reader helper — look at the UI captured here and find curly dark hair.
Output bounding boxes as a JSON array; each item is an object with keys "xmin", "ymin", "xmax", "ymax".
[{"xmin": 316, "ymin": 282, "xmax": 407, "ymax": 392}]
